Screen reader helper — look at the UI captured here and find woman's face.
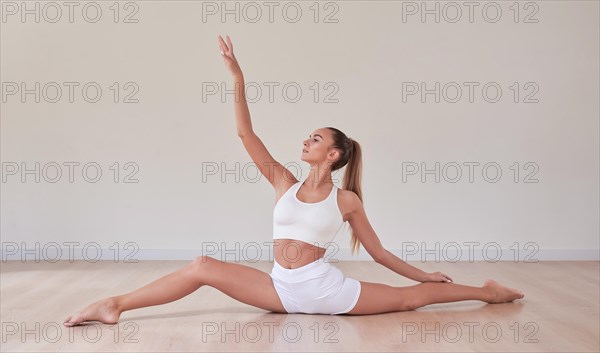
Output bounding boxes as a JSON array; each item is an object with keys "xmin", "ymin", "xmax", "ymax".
[{"xmin": 301, "ymin": 128, "xmax": 338, "ymax": 165}]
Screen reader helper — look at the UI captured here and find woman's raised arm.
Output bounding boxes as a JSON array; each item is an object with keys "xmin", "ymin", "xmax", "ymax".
[
  {"xmin": 218, "ymin": 35, "xmax": 251, "ymax": 137},
  {"xmin": 217, "ymin": 35, "xmax": 296, "ymax": 190}
]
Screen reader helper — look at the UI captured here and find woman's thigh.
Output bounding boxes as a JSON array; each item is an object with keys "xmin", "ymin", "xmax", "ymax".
[
  {"xmin": 194, "ymin": 256, "xmax": 287, "ymax": 313},
  {"xmin": 345, "ymin": 281, "xmax": 415, "ymax": 315}
]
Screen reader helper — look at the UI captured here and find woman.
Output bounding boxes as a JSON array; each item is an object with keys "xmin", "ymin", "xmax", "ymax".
[{"xmin": 63, "ymin": 35, "xmax": 524, "ymax": 326}]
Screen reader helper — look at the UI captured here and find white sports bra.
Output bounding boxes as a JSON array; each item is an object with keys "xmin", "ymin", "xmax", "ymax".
[{"xmin": 273, "ymin": 179, "xmax": 345, "ymax": 248}]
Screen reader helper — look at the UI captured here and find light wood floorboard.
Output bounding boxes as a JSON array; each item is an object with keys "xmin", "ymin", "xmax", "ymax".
[{"xmin": 2, "ymin": 260, "xmax": 598, "ymax": 352}]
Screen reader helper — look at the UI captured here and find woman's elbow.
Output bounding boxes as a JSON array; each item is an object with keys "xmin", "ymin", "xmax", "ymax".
[{"xmin": 372, "ymin": 249, "xmax": 389, "ymax": 264}]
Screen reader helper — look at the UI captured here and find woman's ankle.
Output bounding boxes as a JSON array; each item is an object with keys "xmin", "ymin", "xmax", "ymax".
[
  {"xmin": 481, "ymin": 285, "xmax": 496, "ymax": 303},
  {"xmin": 109, "ymin": 296, "xmax": 125, "ymax": 314}
]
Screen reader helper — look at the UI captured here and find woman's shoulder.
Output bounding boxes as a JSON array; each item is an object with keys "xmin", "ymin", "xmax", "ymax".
[
  {"xmin": 337, "ymin": 187, "xmax": 359, "ymax": 200},
  {"xmin": 336, "ymin": 187, "xmax": 361, "ymax": 222}
]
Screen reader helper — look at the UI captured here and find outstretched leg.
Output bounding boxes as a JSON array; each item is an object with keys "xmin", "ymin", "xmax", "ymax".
[
  {"xmin": 64, "ymin": 256, "xmax": 287, "ymax": 326},
  {"xmin": 346, "ymin": 279, "xmax": 524, "ymax": 315}
]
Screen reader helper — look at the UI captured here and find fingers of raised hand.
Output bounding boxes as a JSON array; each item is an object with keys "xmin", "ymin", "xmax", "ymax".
[
  {"xmin": 226, "ymin": 35, "xmax": 233, "ymax": 52},
  {"xmin": 218, "ymin": 35, "xmax": 234, "ymax": 56},
  {"xmin": 217, "ymin": 35, "xmax": 228, "ymax": 55}
]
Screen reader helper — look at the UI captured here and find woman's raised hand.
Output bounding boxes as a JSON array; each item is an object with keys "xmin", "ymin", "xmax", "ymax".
[{"xmin": 218, "ymin": 34, "xmax": 242, "ymax": 77}]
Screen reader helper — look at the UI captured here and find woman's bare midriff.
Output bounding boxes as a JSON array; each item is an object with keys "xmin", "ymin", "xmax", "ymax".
[{"xmin": 273, "ymin": 238, "xmax": 327, "ymax": 269}]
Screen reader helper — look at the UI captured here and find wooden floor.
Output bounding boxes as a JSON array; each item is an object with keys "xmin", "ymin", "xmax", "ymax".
[{"xmin": 2, "ymin": 260, "xmax": 599, "ymax": 352}]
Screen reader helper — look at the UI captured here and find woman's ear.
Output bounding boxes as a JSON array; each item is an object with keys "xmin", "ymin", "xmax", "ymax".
[{"xmin": 327, "ymin": 149, "xmax": 340, "ymax": 161}]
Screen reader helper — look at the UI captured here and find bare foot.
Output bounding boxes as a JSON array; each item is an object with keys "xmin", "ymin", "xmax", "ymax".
[
  {"xmin": 64, "ymin": 297, "xmax": 122, "ymax": 327},
  {"xmin": 483, "ymin": 279, "xmax": 525, "ymax": 303}
]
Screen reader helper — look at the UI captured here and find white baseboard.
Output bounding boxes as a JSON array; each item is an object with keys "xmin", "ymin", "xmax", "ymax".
[{"xmin": 1, "ymin": 246, "xmax": 598, "ymax": 262}]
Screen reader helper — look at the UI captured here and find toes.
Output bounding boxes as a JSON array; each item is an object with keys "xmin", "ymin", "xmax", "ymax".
[
  {"xmin": 63, "ymin": 314, "xmax": 84, "ymax": 327},
  {"xmin": 63, "ymin": 316, "xmax": 72, "ymax": 326}
]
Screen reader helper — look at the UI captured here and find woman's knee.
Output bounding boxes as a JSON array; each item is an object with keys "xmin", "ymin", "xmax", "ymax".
[
  {"xmin": 402, "ymin": 300, "xmax": 420, "ymax": 311},
  {"xmin": 192, "ymin": 255, "xmax": 217, "ymax": 268},
  {"xmin": 185, "ymin": 256, "xmax": 217, "ymax": 278},
  {"xmin": 396, "ymin": 287, "xmax": 420, "ymax": 311},
  {"xmin": 177, "ymin": 256, "xmax": 219, "ymax": 285}
]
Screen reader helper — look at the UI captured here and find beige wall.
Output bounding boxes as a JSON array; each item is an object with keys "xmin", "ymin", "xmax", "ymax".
[{"xmin": 1, "ymin": 1, "xmax": 598, "ymax": 260}]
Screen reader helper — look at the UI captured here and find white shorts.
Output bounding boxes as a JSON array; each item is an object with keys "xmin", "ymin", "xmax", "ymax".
[{"xmin": 269, "ymin": 257, "xmax": 362, "ymax": 315}]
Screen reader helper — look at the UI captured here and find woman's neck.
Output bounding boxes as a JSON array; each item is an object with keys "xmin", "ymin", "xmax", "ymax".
[{"xmin": 303, "ymin": 167, "xmax": 333, "ymax": 191}]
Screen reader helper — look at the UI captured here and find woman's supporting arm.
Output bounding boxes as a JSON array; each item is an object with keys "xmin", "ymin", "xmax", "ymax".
[
  {"xmin": 345, "ymin": 191, "xmax": 452, "ymax": 283},
  {"xmin": 375, "ymin": 250, "xmax": 430, "ymax": 282}
]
